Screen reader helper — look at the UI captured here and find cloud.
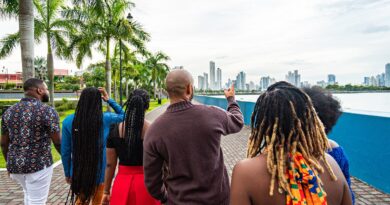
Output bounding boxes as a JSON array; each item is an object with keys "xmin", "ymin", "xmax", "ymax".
[{"xmin": 363, "ymin": 25, "xmax": 390, "ymax": 33}]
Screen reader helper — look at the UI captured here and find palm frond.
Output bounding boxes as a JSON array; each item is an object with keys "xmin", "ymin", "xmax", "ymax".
[
  {"xmin": 0, "ymin": 32, "xmax": 19, "ymax": 58},
  {"xmin": 0, "ymin": 0, "xmax": 18, "ymax": 18}
]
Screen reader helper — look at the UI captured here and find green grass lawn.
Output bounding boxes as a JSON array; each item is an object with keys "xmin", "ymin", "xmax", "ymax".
[{"xmin": 0, "ymin": 99, "xmax": 169, "ymax": 168}]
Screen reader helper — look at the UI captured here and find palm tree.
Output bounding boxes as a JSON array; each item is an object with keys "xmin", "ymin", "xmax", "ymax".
[
  {"xmin": 0, "ymin": 0, "xmax": 35, "ymax": 81},
  {"xmin": 0, "ymin": 0, "xmax": 73, "ymax": 106},
  {"xmin": 64, "ymin": 0, "xmax": 150, "ymax": 98},
  {"xmin": 34, "ymin": 56, "xmax": 47, "ymax": 80},
  {"xmin": 145, "ymin": 51, "xmax": 170, "ymax": 99}
]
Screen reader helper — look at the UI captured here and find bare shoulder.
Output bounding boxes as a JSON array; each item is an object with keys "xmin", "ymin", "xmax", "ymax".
[
  {"xmin": 328, "ymin": 139, "xmax": 340, "ymax": 148},
  {"xmin": 233, "ymin": 155, "xmax": 268, "ymax": 179}
]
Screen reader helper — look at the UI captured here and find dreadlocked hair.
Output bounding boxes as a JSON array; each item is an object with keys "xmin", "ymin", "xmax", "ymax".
[
  {"xmin": 121, "ymin": 89, "xmax": 150, "ymax": 165},
  {"xmin": 69, "ymin": 87, "xmax": 103, "ymax": 204},
  {"xmin": 247, "ymin": 81, "xmax": 337, "ymax": 197}
]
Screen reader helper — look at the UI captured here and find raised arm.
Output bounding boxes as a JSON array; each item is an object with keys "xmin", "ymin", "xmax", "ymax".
[
  {"xmin": 99, "ymin": 87, "xmax": 124, "ymax": 123},
  {"xmin": 61, "ymin": 116, "xmax": 72, "ymax": 183},
  {"xmin": 221, "ymin": 85, "xmax": 244, "ymax": 135},
  {"xmin": 143, "ymin": 136, "xmax": 167, "ymax": 204}
]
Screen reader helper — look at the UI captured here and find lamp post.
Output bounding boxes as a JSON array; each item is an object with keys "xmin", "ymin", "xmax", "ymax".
[
  {"xmin": 2, "ymin": 66, "xmax": 8, "ymax": 84},
  {"xmin": 119, "ymin": 13, "xmax": 133, "ymax": 106}
]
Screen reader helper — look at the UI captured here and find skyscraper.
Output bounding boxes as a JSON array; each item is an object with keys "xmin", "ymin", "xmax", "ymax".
[
  {"xmin": 260, "ymin": 76, "xmax": 271, "ymax": 91},
  {"xmin": 328, "ymin": 74, "xmax": 336, "ymax": 85},
  {"xmin": 240, "ymin": 71, "xmax": 246, "ymax": 90},
  {"xmin": 198, "ymin": 75, "xmax": 204, "ymax": 90},
  {"xmin": 217, "ymin": 68, "xmax": 222, "ymax": 90},
  {"xmin": 286, "ymin": 70, "xmax": 301, "ymax": 87},
  {"xmin": 363, "ymin": 77, "xmax": 370, "ymax": 86},
  {"xmin": 386, "ymin": 63, "xmax": 390, "ymax": 87},
  {"xmin": 209, "ymin": 61, "xmax": 216, "ymax": 90},
  {"xmin": 203, "ymin": 73, "xmax": 209, "ymax": 90}
]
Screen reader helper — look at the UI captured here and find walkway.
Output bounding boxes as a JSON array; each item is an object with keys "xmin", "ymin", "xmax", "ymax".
[{"xmin": 0, "ymin": 104, "xmax": 389, "ymax": 204}]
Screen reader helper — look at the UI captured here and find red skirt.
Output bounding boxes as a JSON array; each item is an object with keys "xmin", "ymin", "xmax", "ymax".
[{"xmin": 110, "ymin": 166, "xmax": 161, "ymax": 205}]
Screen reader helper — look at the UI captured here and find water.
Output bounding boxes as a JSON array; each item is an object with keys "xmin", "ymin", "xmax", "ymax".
[{"xmin": 211, "ymin": 93, "xmax": 390, "ymax": 116}]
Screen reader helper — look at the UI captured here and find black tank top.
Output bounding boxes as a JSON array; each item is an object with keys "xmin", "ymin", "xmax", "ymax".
[{"xmin": 106, "ymin": 124, "xmax": 143, "ymax": 166}]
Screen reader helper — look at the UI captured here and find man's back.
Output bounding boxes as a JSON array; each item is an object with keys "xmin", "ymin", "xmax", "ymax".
[
  {"xmin": 1, "ymin": 98, "xmax": 59, "ymax": 174},
  {"xmin": 144, "ymin": 99, "xmax": 243, "ymax": 205}
]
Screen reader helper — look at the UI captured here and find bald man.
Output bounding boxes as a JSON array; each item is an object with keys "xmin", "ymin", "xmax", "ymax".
[{"xmin": 143, "ymin": 69, "xmax": 244, "ymax": 205}]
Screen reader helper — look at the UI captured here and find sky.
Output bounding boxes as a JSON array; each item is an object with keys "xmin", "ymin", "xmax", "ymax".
[{"xmin": 1, "ymin": 0, "xmax": 390, "ymax": 85}]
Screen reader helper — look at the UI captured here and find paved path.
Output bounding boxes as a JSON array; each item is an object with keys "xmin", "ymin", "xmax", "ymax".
[{"xmin": 1, "ymin": 104, "xmax": 389, "ymax": 204}]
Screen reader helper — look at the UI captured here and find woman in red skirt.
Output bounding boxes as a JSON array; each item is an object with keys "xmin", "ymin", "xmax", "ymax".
[{"xmin": 102, "ymin": 89, "xmax": 160, "ymax": 205}]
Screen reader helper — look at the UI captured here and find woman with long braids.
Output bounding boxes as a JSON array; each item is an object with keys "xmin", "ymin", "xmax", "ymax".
[
  {"xmin": 102, "ymin": 89, "xmax": 160, "ymax": 205},
  {"xmin": 230, "ymin": 82, "xmax": 352, "ymax": 205},
  {"xmin": 61, "ymin": 87, "xmax": 124, "ymax": 204}
]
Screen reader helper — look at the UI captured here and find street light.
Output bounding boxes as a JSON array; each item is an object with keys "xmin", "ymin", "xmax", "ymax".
[{"xmin": 119, "ymin": 12, "xmax": 133, "ymax": 106}]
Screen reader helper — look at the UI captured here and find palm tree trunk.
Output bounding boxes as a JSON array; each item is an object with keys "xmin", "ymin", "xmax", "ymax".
[
  {"xmin": 105, "ymin": 36, "xmax": 112, "ymax": 111},
  {"xmin": 19, "ymin": 0, "xmax": 35, "ymax": 81},
  {"xmin": 47, "ymin": 35, "xmax": 55, "ymax": 107}
]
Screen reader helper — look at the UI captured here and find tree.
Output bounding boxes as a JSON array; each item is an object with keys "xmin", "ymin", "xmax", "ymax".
[
  {"xmin": 82, "ymin": 67, "xmax": 105, "ymax": 88},
  {"xmin": 145, "ymin": 51, "xmax": 170, "ymax": 99},
  {"xmin": 0, "ymin": 0, "xmax": 35, "ymax": 81},
  {"xmin": 34, "ymin": 56, "xmax": 47, "ymax": 80},
  {"xmin": 64, "ymin": 0, "xmax": 150, "ymax": 99},
  {"xmin": 0, "ymin": 0, "xmax": 74, "ymax": 106}
]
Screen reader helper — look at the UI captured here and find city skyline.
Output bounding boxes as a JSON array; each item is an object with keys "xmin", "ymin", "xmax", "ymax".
[{"xmin": 195, "ymin": 61, "xmax": 390, "ymax": 90}]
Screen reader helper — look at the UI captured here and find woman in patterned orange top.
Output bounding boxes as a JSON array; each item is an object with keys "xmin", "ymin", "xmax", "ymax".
[{"xmin": 230, "ymin": 81, "xmax": 352, "ymax": 205}]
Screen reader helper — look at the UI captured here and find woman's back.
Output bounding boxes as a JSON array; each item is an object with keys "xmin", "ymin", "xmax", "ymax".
[
  {"xmin": 231, "ymin": 153, "xmax": 352, "ymax": 205},
  {"xmin": 107, "ymin": 121, "xmax": 149, "ymax": 166}
]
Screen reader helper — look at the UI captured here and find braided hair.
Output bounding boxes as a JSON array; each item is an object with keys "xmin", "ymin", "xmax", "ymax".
[
  {"xmin": 247, "ymin": 81, "xmax": 337, "ymax": 197},
  {"xmin": 69, "ymin": 87, "xmax": 103, "ymax": 204},
  {"xmin": 121, "ymin": 89, "xmax": 150, "ymax": 165}
]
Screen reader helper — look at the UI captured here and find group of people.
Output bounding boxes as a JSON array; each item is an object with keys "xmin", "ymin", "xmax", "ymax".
[{"xmin": 0, "ymin": 69, "xmax": 354, "ymax": 205}]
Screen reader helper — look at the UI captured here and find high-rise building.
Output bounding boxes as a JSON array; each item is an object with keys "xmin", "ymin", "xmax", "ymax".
[
  {"xmin": 377, "ymin": 73, "xmax": 386, "ymax": 87},
  {"xmin": 301, "ymin": 81, "xmax": 311, "ymax": 88},
  {"xmin": 328, "ymin": 74, "xmax": 336, "ymax": 85},
  {"xmin": 198, "ymin": 75, "xmax": 204, "ymax": 90},
  {"xmin": 363, "ymin": 77, "xmax": 370, "ymax": 86},
  {"xmin": 203, "ymin": 73, "xmax": 209, "ymax": 90},
  {"xmin": 245, "ymin": 83, "xmax": 250, "ymax": 91},
  {"xmin": 236, "ymin": 73, "xmax": 242, "ymax": 90},
  {"xmin": 209, "ymin": 61, "xmax": 216, "ymax": 90},
  {"xmin": 240, "ymin": 71, "xmax": 246, "ymax": 90},
  {"xmin": 286, "ymin": 70, "xmax": 301, "ymax": 87},
  {"xmin": 386, "ymin": 63, "xmax": 390, "ymax": 87},
  {"xmin": 217, "ymin": 68, "xmax": 222, "ymax": 90},
  {"xmin": 260, "ymin": 76, "xmax": 271, "ymax": 91}
]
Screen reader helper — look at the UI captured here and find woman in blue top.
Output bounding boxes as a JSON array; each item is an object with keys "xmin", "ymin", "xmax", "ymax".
[
  {"xmin": 61, "ymin": 87, "xmax": 124, "ymax": 204},
  {"xmin": 303, "ymin": 87, "xmax": 355, "ymax": 204}
]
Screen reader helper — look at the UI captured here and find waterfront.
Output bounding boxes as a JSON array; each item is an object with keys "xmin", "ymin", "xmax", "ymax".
[{"xmin": 211, "ymin": 93, "xmax": 390, "ymax": 114}]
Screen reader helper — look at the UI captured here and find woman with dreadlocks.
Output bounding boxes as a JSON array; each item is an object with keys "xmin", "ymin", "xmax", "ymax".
[
  {"xmin": 61, "ymin": 87, "xmax": 124, "ymax": 204},
  {"xmin": 101, "ymin": 89, "xmax": 160, "ymax": 205},
  {"xmin": 230, "ymin": 82, "xmax": 352, "ymax": 205}
]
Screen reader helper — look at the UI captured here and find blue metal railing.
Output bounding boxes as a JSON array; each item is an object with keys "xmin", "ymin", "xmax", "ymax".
[{"xmin": 194, "ymin": 95, "xmax": 390, "ymax": 194}]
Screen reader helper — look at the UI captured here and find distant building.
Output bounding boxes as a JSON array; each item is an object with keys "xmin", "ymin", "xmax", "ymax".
[
  {"xmin": 198, "ymin": 75, "xmax": 205, "ymax": 90},
  {"xmin": 235, "ymin": 71, "xmax": 246, "ymax": 90},
  {"xmin": 245, "ymin": 83, "xmax": 250, "ymax": 91},
  {"xmin": 377, "ymin": 73, "xmax": 386, "ymax": 87},
  {"xmin": 386, "ymin": 63, "xmax": 390, "ymax": 87},
  {"xmin": 328, "ymin": 74, "xmax": 336, "ymax": 85},
  {"xmin": 0, "ymin": 72, "xmax": 23, "ymax": 89},
  {"xmin": 203, "ymin": 73, "xmax": 209, "ymax": 90},
  {"xmin": 316, "ymin": 80, "xmax": 327, "ymax": 88},
  {"xmin": 301, "ymin": 81, "xmax": 311, "ymax": 88},
  {"xmin": 209, "ymin": 61, "xmax": 216, "ymax": 90},
  {"xmin": 363, "ymin": 77, "xmax": 370, "ymax": 86},
  {"xmin": 217, "ymin": 68, "xmax": 222, "ymax": 90},
  {"xmin": 260, "ymin": 76, "xmax": 271, "ymax": 91},
  {"xmin": 286, "ymin": 70, "xmax": 301, "ymax": 87}
]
